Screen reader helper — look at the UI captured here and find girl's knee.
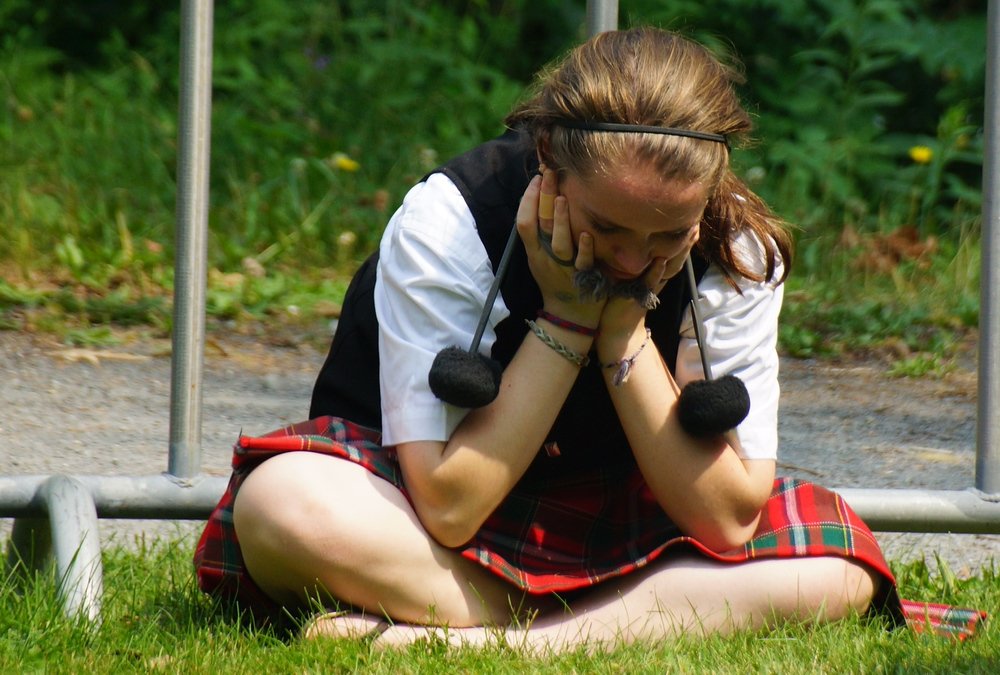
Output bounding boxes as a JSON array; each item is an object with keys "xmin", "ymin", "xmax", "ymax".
[
  {"xmin": 232, "ymin": 454, "xmax": 380, "ymax": 598},
  {"xmin": 233, "ymin": 453, "xmax": 328, "ymax": 551},
  {"xmin": 838, "ymin": 559, "xmax": 879, "ymax": 616},
  {"xmin": 798, "ymin": 557, "xmax": 878, "ymax": 621}
]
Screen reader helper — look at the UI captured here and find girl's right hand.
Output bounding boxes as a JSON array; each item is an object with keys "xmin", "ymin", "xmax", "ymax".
[{"xmin": 516, "ymin": 168, "xmax": 605, "ymax": 327}]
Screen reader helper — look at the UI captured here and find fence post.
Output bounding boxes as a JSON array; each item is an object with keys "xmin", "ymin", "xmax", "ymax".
[
  {"xmin": 41, "ymin": 477, "xmax": 104, "ymax": 622},
  {"xmin": 586, "ymin": 0, "xmax": 618, "ymax": 36},
  {"xmin": 168, "ymin": 0, "xmax": 215, "ymax": 481},
  {"xmin": 976, "ymin": 0, "xmax": 1000, "ymax": 494}
]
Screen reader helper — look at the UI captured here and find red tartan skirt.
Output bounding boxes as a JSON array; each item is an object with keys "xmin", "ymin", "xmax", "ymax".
[{"xmin": 193, "ymin": 416, "xmax": 985, "ymax": 638}]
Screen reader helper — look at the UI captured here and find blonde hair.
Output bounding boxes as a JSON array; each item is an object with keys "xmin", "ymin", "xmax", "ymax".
[{"xmin": 506, "ymin": 27, "xmax": 792, "ymax": 285}]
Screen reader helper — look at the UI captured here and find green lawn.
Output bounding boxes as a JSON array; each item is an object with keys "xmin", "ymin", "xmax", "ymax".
[{"xmin": 1, "ymin": 537, "xmax": 996, "ymax": 673}]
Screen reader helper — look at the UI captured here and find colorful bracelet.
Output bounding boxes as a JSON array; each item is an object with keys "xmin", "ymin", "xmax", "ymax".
[
  {"xmin": 536, "ymin": 310, "xmax": 598, "ymax": 337},
  {"xmin": 525, "ymin": 320, "xmax": 590, "ymax": 367},
  {"xmin": 602, "ymin": 328, "xmax": 652, "ymax": 386}
]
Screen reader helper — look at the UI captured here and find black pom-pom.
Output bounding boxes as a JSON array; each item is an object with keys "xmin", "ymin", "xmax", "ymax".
[
  {"xmin": 676, "ymin": 374, "xmax": 750, "ymax": 437},
  {"xmin": 428, "ymin": 346, "xmax": 503, "ymax": 408}
]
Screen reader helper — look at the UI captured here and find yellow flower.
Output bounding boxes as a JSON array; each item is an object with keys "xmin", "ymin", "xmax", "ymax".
[
  {"xmin": 331, "ymin": 152, "xmax": 360, "ymax": 172},
  {"xmin": 908, "ymin": 145, "xmax": 933, "ymax": 164}
]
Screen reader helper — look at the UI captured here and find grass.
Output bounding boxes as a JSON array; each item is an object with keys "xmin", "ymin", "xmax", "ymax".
[
  {"xmin": 1, "ymin": 537, "xmax": 996, "ymax": 673},
  {"xmin": 778, "ymin": 220, "xmax": 981, "ymax": 372}
]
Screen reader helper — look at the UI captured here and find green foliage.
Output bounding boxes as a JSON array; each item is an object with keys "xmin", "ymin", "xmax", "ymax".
[
  {"xmin": 0, "ymin": 0, "xmax": 988, "ymax": 360},
  {"xmin": 628, "ymin": 0, "xmax": 985, "ymax": 241},
  {"xmin": 779, "ymin": 219, "xmax": 980, "ymax": 363}
]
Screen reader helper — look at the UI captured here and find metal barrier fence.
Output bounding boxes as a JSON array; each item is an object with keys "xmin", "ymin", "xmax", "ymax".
[{"xmin": 2, "ymin": 0, "xmax": 999, "ymax": 622}]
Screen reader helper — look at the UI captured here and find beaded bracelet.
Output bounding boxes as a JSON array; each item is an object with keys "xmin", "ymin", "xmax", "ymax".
[
  {"xmin": 536, "ymin": 310, "xmax": 598, "ymax": 337},
  {"xmin": 602, "ymin": 328, "xmax": 652, "ymax": 386},
  {"xmin": 525, "ymin": 320, "xmax": 590, "ymax": 367}
]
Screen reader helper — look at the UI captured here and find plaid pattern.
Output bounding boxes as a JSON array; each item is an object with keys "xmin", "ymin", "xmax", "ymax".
[
  {"xmin": 900, "ymin": 600, "xmax": 987, "ymax": 642},
  {"xmin": 192, "ymin": 417, "xmax": 388, "ymax": 622},
  {"xmin": 465, "ymin": 466, "xmax": 900, "ymax": 596},
  {"xmin": 194, "ymin": 415, "xmax": 986, "ymax": 639}
]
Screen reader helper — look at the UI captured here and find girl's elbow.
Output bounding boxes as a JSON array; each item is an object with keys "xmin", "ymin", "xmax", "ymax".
[
  {"xmin": 692, "ymin": 511, "xmax": 762, "ymax": 553},
  {"xmin": 404, "ymin": 471, "xmax": 484, "ymax": 548},
  {"xmin": 415, "ymin": 503, "xmax": 481, "ymax": 548}
]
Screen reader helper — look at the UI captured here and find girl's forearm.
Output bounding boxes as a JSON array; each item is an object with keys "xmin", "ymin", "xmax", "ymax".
[
  {"xmin": 399, "ymin": 322, "xmax": 593, "ymax": 546},
  {"xmin": 600, "ymin": 328, "xmax": 773, "ymax": 551}
]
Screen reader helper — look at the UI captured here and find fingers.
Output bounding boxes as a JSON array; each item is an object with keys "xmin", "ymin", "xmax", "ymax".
[
  {"xmin": 548, "ymin": 193, "xmax": 576, "ymax": 265},
  {"xmin": 538, "ymin": 168, "xmax": 556, "ymax": 222},
  {"xmin": 515, "ymin": 174, "xmax": 543, "ymax": 242},
  {"xmin": 646, "ymin": 257, "xmax": 671, "ymax": 293},
  {"xmin": 575, "ymin": 232, "xmax": 595, "ymax": 271},
  {"xmin": 530, "ymin": 167, "xmax": 575, "ymax": 267},
  {"xmin": 537, "ymin": 165, "xmax": 556, "ymax": 231},
  {"xmin": 654, "ymin": 227, "xmax": 700, "ymax": 286}
]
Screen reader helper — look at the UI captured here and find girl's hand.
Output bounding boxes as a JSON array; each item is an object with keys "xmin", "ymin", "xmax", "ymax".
[
  {"xmin": 595, "ymin": 258, "xmax": 667, "ymax": 361},
  {"xmin": 595, "ymin": 227, "xmax": 698, "ymax": 362},
  {"xmin": 516, "ymin": 167, "xmax": 605, "ymax": 327}
]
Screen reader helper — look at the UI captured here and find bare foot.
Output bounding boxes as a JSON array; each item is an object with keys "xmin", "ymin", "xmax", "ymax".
[
  {"xmin": 301, "ymin": 611, "xmax": 391, "ymax": 642},
  {"xmin": 302, "ymin": 612, "xmax": 510, "ymax": 651}
]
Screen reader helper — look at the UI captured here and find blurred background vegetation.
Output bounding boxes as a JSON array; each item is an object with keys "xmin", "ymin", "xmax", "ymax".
[{"xmin": 0, "ymin": 0, "xmax": 987, "ymax": 370}]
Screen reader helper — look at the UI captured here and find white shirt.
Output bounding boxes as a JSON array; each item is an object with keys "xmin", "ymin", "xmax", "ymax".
[{"xmin": 374, "ymin": 172, "xmax": 783, "ymax": 460}]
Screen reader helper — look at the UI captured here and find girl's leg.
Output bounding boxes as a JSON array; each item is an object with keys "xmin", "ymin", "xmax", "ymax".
[
  {"xmin": 371, "ymin": 554, "xmax": 878, "ymax": 653},
  {"xmin": 232, "ymin": 452, "xmax": 542, "ymax": 627}
]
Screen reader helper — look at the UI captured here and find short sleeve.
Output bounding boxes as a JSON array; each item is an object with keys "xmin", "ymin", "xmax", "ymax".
[
  {"xmin": 674, "ymin": 232, "xmax": 784, "ymax": 460},
  {"xmin": 374, "ymin": 173, "xmax": 509, "ymax": 446}
]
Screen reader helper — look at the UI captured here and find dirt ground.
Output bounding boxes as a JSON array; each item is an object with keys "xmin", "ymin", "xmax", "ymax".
[{"xmin": 2, "ymin": 327, "xmax": 998, "ymax": 577}]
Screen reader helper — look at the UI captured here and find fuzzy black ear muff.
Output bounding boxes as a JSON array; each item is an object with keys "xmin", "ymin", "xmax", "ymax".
[{"xmin": 675, "ymin": 256, "xmax": 751, "ymax": 437}]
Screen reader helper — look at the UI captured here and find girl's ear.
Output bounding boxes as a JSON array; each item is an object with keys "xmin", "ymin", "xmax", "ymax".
[{"xmin": 535, "ymin": 131, "xmax": 554, "ymax": 169}]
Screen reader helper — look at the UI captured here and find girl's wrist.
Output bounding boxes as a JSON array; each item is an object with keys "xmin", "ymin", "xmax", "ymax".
[
  {"xmin": 540, "ymin": 301, "xmax": 602, "ymax": 333},
  {"xmin": 525, "ymin": 319, "xmax": 592, "ymax": 367},
  {"xmin": 595, "ymin": 323, "xmax": 649, "ymax": 365},
  {"xmin": 536, "ymin": 309, "xmax": 598, "ymax": 337},
  {"xmin": 599, "ymin": 328, "xmax": 652, "ymax": 386},
  {"xmin": 533, "ymin": 314, "xmax": 596, "ymax": 352}
]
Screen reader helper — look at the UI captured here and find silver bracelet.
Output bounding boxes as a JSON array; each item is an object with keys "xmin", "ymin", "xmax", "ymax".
[
  {"xmin": 525, "ymin": 320, "xmax": 590, "ymax": 367},
  {"xmin": 602, "ymin": 328, "xmax": 652, "ymax": 386}
]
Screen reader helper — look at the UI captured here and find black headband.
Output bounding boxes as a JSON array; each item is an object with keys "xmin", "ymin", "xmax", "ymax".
[{"xmin": 555, "ymin": 119, "xmax": 729, "ymax": 148}]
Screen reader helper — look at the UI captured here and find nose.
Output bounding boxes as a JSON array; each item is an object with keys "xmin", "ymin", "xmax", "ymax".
[{"xmin": 611, "ymin": 245, "xmax": 651, "ymax": 277}]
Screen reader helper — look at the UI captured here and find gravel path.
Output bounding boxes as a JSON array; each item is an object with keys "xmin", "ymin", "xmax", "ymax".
[{"xmin": 2, "ymin": 329, "xmax": 998, "ymax": 577}]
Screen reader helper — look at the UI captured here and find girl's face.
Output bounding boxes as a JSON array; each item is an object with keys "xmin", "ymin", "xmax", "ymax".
[{"xmin": 557, "ymin": 163, "xmax": 708, "ymax": 282}]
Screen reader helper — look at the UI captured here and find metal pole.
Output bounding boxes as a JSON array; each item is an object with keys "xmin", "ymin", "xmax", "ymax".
[
  {"xmin": 4, "ymin": 476, "xmax": 1000, "ymax": 534},
  {"xmin": 837, "ymin": 488, "xmax": 1000, "ymax": 535},
  {"xmin": 0, "ymin": 474, "xmax": 229, "ymax": 519},
  {"xmin": 977, "ymin": 0, "xmax": 1000, "ymax": 493},
  {"xmin": 41, "ymin": 476, "xmax": 104, "ymax": 622},
  {"xmin": 586, "ymin": 0, "xmax": 619, "ymax": 36},
  {"xmin": 169, "ymin": 0, "xmax": 214, "ymax": 480}
]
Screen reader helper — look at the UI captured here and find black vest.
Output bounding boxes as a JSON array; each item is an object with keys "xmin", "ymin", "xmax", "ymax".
[{"xmin": 310, "ymin": 129, "xmax": 706, "ymax": 480}]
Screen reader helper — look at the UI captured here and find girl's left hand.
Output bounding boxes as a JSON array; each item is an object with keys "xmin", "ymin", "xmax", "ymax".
[
  {"xmin": 595, "ymin": 233, "xmax": 696, "ymax": 361},
  {"xmin": 595, "ymin": 258, "xmax": 668, "ymax": 358}
]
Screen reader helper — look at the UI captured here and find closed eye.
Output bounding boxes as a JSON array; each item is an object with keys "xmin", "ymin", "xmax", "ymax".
[
  {"xmin": 592, "ymin": 221, "xmax": 621, "ymax": 234},
  {"xmin": 656, "ymin": 226, "xmax": 695, "ymax": 242}
]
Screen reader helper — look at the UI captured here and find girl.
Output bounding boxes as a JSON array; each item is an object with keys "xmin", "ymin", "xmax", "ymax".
[{"xmin": 196, "ymin": 27, "xmax": 910, "ymax": 651}]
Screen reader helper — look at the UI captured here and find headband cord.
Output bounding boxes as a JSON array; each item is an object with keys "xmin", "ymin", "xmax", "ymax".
[{"xmin": 555, "ymin": 119, "xmax": 729, "ymax": 149}]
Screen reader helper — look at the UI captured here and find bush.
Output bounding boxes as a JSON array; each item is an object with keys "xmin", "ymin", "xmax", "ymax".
[
  {"xmin": 627, "ymin": 0, "xmax": 985, "ymax": 248},
  {"xmin": 0, "ymin": 0, "xmax": 987, "ymax": 349}
]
